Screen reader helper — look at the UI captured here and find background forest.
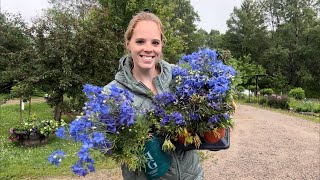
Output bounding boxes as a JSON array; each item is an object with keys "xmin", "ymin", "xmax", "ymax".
[{"xmin": 1, "ymin": 0, "xmax": 319, "ymax": 120}]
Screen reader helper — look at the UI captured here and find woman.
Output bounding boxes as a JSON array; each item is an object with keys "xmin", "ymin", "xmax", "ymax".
[{"xmin": 104, "ymin": 11, "xmax": 204, "ymax": 180}]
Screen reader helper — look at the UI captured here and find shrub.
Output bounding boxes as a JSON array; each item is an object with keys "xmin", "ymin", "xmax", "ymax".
[
  {"xmin": 260, "ymin": 88, "xmax": 274, "ymax": 95},
  {"xmin": 267, "ymin": 94, "xmax": 289, "ymax": 109},
  {"xmin": 313, "ymin": 104, "xmax": 320, "ymax": 113},
  {"xmin": 258, "ymin": 97, "xmax": 268, "ymax": 105},
  {"xmin": 289, "ymin": 87, "xmax": 305, "ymax": 100},
  {"xmin": 236, "ymin": 86, "xmax": 245, "ymax": 93}
]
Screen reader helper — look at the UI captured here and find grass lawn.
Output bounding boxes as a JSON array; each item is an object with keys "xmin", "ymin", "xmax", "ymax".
[{"xmin": 0, "ymin": 102, "xmax": 117, "ymax": 180}]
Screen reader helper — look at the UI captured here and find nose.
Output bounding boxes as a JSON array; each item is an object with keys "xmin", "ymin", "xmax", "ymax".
[{"xmin": 143, "ymin": 42, "xmax": 153, "ymax": 53}]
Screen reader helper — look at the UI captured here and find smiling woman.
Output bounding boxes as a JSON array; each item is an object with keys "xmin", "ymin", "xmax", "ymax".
[
  {"xmin": 103, "ymin": 11, "xmax": 204, "ymax": 180},
  {"xmin": 124, "ymin": 12, "xmax": 165, "ymax": 95}
]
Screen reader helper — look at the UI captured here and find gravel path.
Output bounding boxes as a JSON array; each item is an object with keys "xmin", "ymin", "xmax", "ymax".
[
  {"xmin": 44, "ymin": 104, "xmax": 320, "ymax": 180},
  {"xmin": 203, "ymin": 104, "xmax": 319, "ymax": 180}
]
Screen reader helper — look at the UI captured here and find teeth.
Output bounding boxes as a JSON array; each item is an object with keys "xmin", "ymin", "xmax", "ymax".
[{"xmin": 142, "ymin": 56, "xmax": 152, "ymax": 60}]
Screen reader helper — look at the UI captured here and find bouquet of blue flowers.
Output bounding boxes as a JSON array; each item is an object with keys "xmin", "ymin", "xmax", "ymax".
[
  {"xmin": 48, "ymin": 84, "xmax": 152, "ymax": 176},
  {"xmin": 148, "ymin": 48, "xmax": 236, "ymax": 151}
]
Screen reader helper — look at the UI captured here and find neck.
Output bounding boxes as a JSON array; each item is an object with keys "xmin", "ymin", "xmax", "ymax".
[
  {"xmin": 132, "ymin": 67, "xmax": 160, "ymax": 94},
  {"xmin": 132, "ymin": 67, "xmax": 159, "ymax": 83}
]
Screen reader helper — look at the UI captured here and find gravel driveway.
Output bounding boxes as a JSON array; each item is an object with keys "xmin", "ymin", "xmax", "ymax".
[
  {"xmin": 45, "ymin": 104, "xmax": 320, "ymax": 180},
  {"xmin": 203, "ymin": 104, "xmax": 319, "ymax": 180}
]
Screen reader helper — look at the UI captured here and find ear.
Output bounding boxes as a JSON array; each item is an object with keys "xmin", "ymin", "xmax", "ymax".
[{"xmin": 126, "ymin": 41, "xmax": 130, "ymax": 52}]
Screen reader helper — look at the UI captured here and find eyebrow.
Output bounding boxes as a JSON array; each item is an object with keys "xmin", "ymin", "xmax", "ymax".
[{"xmin": 134, "ymin": 38, "xmax": 161, "ymax": 41}]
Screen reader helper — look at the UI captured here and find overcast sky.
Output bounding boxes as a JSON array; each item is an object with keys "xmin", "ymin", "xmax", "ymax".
[{"xmin": 1, "ymin": 0, "xmax": 243, "ymax": 33}]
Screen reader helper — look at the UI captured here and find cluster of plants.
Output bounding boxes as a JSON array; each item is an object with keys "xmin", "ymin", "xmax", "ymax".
[
  {"xmin": 258, "ymin": 94, "xmax": 289, "ymax": 109},
  {"xmin": 260, "ymin": 88, "xmax": 274, "ymax": 96},
  {"xmin": 0, "ymin": 102, "xmax": 116, "ymax": 179},
  {"xmin": 288, "ymin": 87, "xmax": 305, "ymax": 100},
  {"xmin": 49, "ymin": 84, "xmax": 152, "ymax": 176},
  {"xmin": 9, "ymin": 114, "xmax": 66, "ymax": 144},
  {"xmin": 148, "ymin": 48, "xmax": 236, "ymax": 151},
  {"xmin": 241, "ymin": 87, "xmax": 319, "ymax": 115},
  {"xmin": 289, "ymin": 99, "xmax": 320, "ymax": 113}
]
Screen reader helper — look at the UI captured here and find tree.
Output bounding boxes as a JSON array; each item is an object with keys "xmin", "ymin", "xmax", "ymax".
[
  {"xmin": 33, "ymin": 1, "xmax": 121, "ymax": 120},
  {"xmin": 224, "ymin": 0, "xmax": 270, "ymax": 64},
  {"xmin": 260, "ymin": 0, "xmax": 320, "ymax": 96},
  {"xmin": 187, "ymin": 28, "xmax": 209, "ymax": 52},
  {"xmin": 207, "ymin": 30, "xmax": 224, "ymax": 50},
  {"xmin": 0, "ymin": 13, "xmax": 31, "ymax": 94}
]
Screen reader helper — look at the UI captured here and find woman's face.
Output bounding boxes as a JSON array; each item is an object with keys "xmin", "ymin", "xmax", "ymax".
[{"xmin": 127, "ymin": 20, "xmax": 163, "ymax": 72}]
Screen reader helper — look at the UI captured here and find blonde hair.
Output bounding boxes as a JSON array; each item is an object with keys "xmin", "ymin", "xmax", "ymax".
[{"xmin": 124, "ymin": 11, "xmax": 166, "ymax": 48}]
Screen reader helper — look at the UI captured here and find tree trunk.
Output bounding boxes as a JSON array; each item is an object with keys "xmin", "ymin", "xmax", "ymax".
[
  {"xmin": 54, "ymin": 106, "xmax": 62, "ymax": 122},
  {"xmin": 53, "ymin": 92, "xmax": 64, "ymax": 122}
]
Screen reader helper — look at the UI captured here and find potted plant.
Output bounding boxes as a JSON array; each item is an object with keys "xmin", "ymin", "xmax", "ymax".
[
  {"xmin": 148, "ymin": 48, "xmax": 236, "ymax": 151},
  {"xmin": 9, "ymin": 114, "xmax": 65, "ymax": 146}
]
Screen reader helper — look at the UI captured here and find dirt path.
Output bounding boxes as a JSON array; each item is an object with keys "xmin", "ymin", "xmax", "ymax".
[
  {"xmin": 2, "ymin": 97, "xmax": 46, "ymax": 106},
  {"xmin": 44, "ymin": 104, "xmax": 320, "ymax": 180}
]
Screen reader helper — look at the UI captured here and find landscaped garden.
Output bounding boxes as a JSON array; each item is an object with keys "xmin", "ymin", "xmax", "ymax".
[
  {"xmin": 0, "ymin": 102, "xmax": 116, "ymax": 180},
  {"xmin": 236, "ymin": 87, "xmax": 320, "ymax": 123}
]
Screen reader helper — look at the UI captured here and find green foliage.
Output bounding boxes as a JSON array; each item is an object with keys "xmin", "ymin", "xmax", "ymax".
[
  {"xmin": 207, "ymin": 30, "xmax": 224, "ymax": 49},
  {"xmin": 224, "ymin": 0, "xmax": 270, "ymax": 63},
  {"xmin": 236, "ymin": 86, "xmax": 245, "ymax": 92},
  {"xmin": 0, "ymin": 12, "xmax": 35, "ymax": 95},
  {"xmin": 260, "ymin": 88, "xmax": 274, "ymax": 95},
  {"xmin": 289, "ymin": 98, "xmax": 320, "ymax": 113},
  {"xmin": 248, "ymin": 85, "xmax": 256, "ymax": 93},
  {"xmin": 233, "ymin": 55, "xmax": 266, "ymax": 88},
  {"xmin": 258, "ymin": 97, "xmax": 268, "ymax": 105},
  {"xmin": 289, "ymin": 87, "xmax": 305, "ymax": 100},
  {"xmin": 0, "ymin": 103, "xmax": 116, "ymax": 179},
  {"xmin": 266, "ymin": 95, "xmax": 289, "ymax": 109},
  {"xmin": 314, "ymin": 104, "xmax": 320, "ymax": 113},
  {"xmin": 32, "ymin": 2, "xmax": 123, "ymax": 120},
  {"xmin": 223, "ymin": 0, "xmax": 319, "ymax": 98},
  {"xmin": 110, "ymin": 116, "xmax": 152, "ymax": 171},
  {"xmin": 10, "ymin": 114, "xmax": 65, "ymax": 138},
  {"xmin": 0, "ymin": 93, "xmax": 12, "ymax": 106}
]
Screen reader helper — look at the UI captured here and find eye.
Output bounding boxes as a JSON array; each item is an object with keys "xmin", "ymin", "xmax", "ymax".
[
  {"xmin": 152, "ymin": 40, "xmax": 160, "ymax": 46},
  {"xmin": 136, "ymin": 40, "xmax": 144, "ymax": 44}
]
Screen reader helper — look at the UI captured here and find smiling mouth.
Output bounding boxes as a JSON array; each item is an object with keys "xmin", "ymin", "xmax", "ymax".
[{"xmin": 140, "ymin": 55, "xmax": 155, "ymax": 60}]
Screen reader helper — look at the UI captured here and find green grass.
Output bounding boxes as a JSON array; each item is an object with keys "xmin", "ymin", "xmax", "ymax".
[
  {"xmin": 0, "ymin": 102, "xmax": 118, "ymax": 180},
  {"xmin": 0, "ymin": 94, "xmax": 7, "ymax": 99},
  {"xmin": 237, "ymin": 100, "xmax": 320, "ymax": 123}
]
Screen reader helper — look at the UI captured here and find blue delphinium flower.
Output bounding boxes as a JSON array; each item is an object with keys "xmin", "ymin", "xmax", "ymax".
[
  {"xmin": 48, "ymin": 150, "xmax": 66, "ymax": 166},
  {"xmin": 55, "ymin": 127, "xmax": 66, "ymax": 139},
  {"xmin": 208, "ymin": 115, "xmax": 219, "ymax": 123},
  {"xmin": 159, "ymin": 112, "xmax": 185, "ymax": 127},
  {"xmin": 172, "ymin": 112, "xmax": 185, "ymax": 125},
  {"xmin": 49, "ymin": 83, "xmax": 137, "ymax": 176},
  {"xmin": 154, "ymin": 48, "xmax": 236, "ymax": 138},
  {"xmin": 153, "ymin": 92, "xmax": 176, "ymax": 107},
  {"xmin": 72, "ymin": 161, "xmax": 89, "ymax": 176},
  {"xmin": 119, "ymin": 101, "xmax": 135, "ymax": 127}
]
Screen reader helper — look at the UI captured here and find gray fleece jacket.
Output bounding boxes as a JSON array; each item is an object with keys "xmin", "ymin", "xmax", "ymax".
[{"xmin": 104, "ymin": 55, "xmax": 204, "ymax": 180}]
